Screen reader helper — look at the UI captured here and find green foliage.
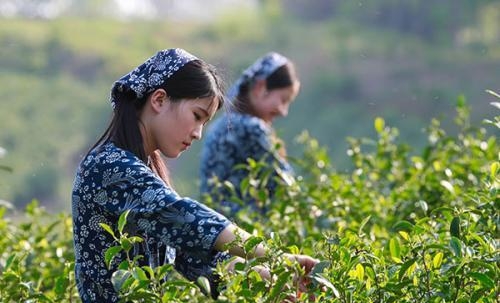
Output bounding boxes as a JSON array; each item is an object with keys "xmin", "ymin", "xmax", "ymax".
[
  {"xmin": 0, "ymin": 100, "xmax": 498, "ymax": 302},
  {"xmin": 0, "ymin": 200, "xmax": 78, "ymax": 302}
]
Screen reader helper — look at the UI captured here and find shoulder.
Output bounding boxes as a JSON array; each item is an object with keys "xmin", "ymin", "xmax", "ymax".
[
  {"xmin": 227, "ymin": 112, "xmax": 271, "ymax": 137},
  {"xmin": 78, "ymin": 142, "xmax": 154, "ymax": 184},
  {"xmin": 86, "ymin": 142, "xmax": 142, "ymax": 169}
]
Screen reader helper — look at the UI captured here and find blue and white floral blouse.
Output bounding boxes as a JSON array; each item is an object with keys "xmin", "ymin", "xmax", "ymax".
[
  {"xmin": 200, "ymin": 112, "xmax": 294, "ymax": 215},
  {"xmin": 72, "ymin": 142, "xmax": 231, "ymax": 302}
]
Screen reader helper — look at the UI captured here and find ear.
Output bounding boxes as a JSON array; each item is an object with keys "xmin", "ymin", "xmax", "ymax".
[
  {"xmin": 149, "ymin": 89, "xmax": 168, "ymax": 113},
  {"xmin": 251, "ymin": 79, "xmax": 267, "ymax": 99}
]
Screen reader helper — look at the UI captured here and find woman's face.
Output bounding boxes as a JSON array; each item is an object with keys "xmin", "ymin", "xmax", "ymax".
[
  {"xmin": 250, "ymin": 81, "xmax": 300, "ymax": 124},
  {"xmin": 150, "ymin": 96, "xmax": 218, "ymax": 158}
]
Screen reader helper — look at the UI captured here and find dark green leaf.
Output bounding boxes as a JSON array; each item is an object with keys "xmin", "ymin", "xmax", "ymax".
[
  {"xmin": 450, "ymin": 216, "xmax": 460, "ymax": 238},
  {"xmin": 311, "ymin": 274, "xmax": 339, "ymax": 298},
  {"xmin": 468, "ymin": 272, "xmax": 495, "ymax": 289},
  {"xmin": 398, "ymin": 259, "xmax": 416, "ymax": 280},
  {"xmin": 54, "ymin": 275, "xmax": 69, "ymax": 295},
  {"xmin": 5, "ymin": 254, "xmax": 17, "ymax": 270},
  {"xmin": 244, "ymin": 236, "xmax": 264, "ymax": 255},
  {"xmin": 311, "ymin": 260, "xmax": 330, "ymax": 276},
  {"xmin": 392, "ymin": 220, "xmax": 414, "ymax": 232},
  {"xmin": 120, "ymin": 238, "xmax": 132, "ymax": 252},
  {"xmin": 268, "ymin": 271, "xmax": 292, "ymax": 301},
  {"xmin": 449, "ymin": 237, "xmax": 462, "ymax": 258},
  {"xmin": 104, "ymin": 245, "xmax": 122, "ymax": 268}
]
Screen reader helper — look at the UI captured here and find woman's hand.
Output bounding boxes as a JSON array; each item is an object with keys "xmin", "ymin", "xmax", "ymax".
[
  {"xmin": 283, "ymin": 253, "xmax": 320, "ymax": 302},
  {"xmin": 284, "ymin": 253, "xmax": 319, "ymax": 273}
]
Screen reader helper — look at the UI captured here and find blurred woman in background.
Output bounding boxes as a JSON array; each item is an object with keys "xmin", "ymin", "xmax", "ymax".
[{"xmin": 200, "ymin": 52, "xmax": 300, "ymax": 216}]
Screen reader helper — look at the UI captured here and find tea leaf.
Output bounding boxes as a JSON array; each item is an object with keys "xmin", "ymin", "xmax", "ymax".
[
  {"xmin": 392, "ymin": 220, "xmax": 414, "ymax": 232},
  {"xmin": 450, "ymin": 217, "xmax": 461, "ymax": 238},
  {"xmin": 399, "ymin": 259, "xmax": 417, "ymax": 280},
  {"xmin": 358, "ymin": 215, "xmax": 371, "ymax": 236},
  {"xmin": 104, "ymin": 245, "xmax": 122, "ymax": 268},
  {"xmin": 311, "ymin": 274, "xmax": 339, "ymax": 298},
  {"xmin": 197, "ymin": 276, "xmax": 211, "ymax": 295},
  {"xmin": 244, "ymin": 236, "xmax": 264, "ymax": 255},
  {"xmin": 491, "ymin": 162, "xmax": 499, "ymax": 179},
  {"xmin": 111, "ymin": 269, "xmax": 132, "ymax": 292},
  {"xmin": 449, "ymin": 237, "xmax": 462, "ymax": 258},
  {"xmin": 468, "ymin": 272, "xmax": 495, "ymax": 289},
  {"xmin": 118, "ymin": 209, "xmax": 130, "ymax": 234},
  {"xmin": 99, "ymin": 223, "xmax": 116, "ymax": 239},
  {"xmin": 268, "ymin": 271, "xmax": 292, "ymax": 301},
  {"xmin": 440, "ymin": 180, "xmax": 455, "ymax": 195},
  {"xmin": 433, "ymin": 252, "xmax": 444, "ymax": 269},
  {"xmin": 375, "ymin": 117, "xmax": 385, "ymax": 133},
  {"xmin": 389, "ymin": 238, "xmax": 401, "ymax": 260},
  {"xmin": 132, "ymin": 267, "xmax": 148, "ymax": 281}
]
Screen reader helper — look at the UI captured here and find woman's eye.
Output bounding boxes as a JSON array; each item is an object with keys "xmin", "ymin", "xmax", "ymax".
[{"xmin": 194, "ymin": 113, "xmax": 201, "ymax": 121}]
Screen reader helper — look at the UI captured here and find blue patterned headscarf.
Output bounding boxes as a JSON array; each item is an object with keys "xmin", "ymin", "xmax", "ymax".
[
  {"xmin": 227, "ymin": 52, "xmax": 289, "ymax": 101},
  {"xmin": 110, "ymin": 48, "xmax": 198, "ymax": 109}
]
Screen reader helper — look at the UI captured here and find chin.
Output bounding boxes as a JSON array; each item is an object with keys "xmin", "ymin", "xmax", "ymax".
[{"xmin": 163, "ymin": 151, "xmax": 182, "ymax": 158}]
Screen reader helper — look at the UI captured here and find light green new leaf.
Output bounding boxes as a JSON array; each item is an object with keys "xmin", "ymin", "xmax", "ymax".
[
  {"xmin": 132, "ymin": 267, "xmax": 148, "ymax": 281},
  {"xmin": 389, "ymin": 237, "xmax": 401, "ymax": 260},
  {"xmin": 118, "ymin": 209, "xmax": 130, "ymax": 234},
  {"xmin": 491, "ymin": 162, "xmax": 499, "ymax": 179},
  {"xmin": 374, "ymin": 117, "xmax": 385, "ymax": 133},
  {"xmin": 433, "ymin": 252, "xmax": 444, "ymax": 269},
  {"xmin": 440, "ymin": 180, "xmax": 455, "ymax": 195},
  {"xmin": 99, "ymin": 223, "xmax": 116, "ymax": 239},
  {"xmin": 358, "ymin": 215, "xmax": 371, "ymax": 236}
]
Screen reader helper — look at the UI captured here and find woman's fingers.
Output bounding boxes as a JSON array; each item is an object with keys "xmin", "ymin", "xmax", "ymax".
[{"xmin": 286, "ymin": 254, "xmax": 319, "ymax": 273}]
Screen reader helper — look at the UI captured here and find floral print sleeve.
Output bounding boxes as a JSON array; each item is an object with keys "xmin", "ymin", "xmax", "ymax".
[
  {"xmin": 200, "ymin": 112, "xmax": 294, "ymax": 215},
  {"xmin": 72, "ymin": 142, "xmax": 231, "ymax": 302}
]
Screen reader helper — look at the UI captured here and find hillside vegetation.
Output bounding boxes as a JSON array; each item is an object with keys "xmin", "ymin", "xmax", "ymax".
[{"xmin": 0, "ymin": 1, "xmax": 499, "ymax": 210}]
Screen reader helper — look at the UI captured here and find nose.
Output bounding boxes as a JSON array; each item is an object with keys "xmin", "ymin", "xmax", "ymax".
[
  {"xmin": 192, "ymin": 124, "xmax": 203, "ymax": 140},
  {"xmin": 278, "ymin": 103, "xmax": 289, "ymax": 117}
]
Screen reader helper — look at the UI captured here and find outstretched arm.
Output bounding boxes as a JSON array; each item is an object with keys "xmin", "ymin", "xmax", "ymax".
[{"xmin": 214, "ymin": 224, "xmax": 318, "ymax": 274}]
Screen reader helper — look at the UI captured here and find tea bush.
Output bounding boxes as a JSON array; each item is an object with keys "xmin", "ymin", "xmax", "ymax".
[{"xmin": 0, "ymin": 96, "xmax": 498, "ymax": 302}]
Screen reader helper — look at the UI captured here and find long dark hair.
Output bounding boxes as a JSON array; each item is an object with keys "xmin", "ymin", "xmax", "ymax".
[
  {"xmin": 91, "ymin": 60, "xmax": 225, "ymax": 186},
  {"xmin": 233, "ymin": 62, "xmax": 298, "ymax": 115}
]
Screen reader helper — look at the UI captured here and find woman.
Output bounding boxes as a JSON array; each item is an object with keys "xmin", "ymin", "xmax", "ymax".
[
  {"xmin": 200, "ymin": 52, "xmax": 300, "ymax": 216},
  {"xmin": 72, "ymin": 48, "xmax": 315, "ymax": 302}
]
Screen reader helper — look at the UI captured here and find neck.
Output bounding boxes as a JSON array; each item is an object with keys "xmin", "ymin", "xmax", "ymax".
[{"xmin": 138, "ymin": 119, "xmax": 155, "ymax": 157}]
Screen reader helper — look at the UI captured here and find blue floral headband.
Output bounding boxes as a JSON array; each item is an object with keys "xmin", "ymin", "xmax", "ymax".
[
  {"xmin": 227, "ymin": 52, "xmax": 289, "ymax": 101},
  {"xmin": 110, "ymin": 48, "xmax": 198, "ymax": 109}
]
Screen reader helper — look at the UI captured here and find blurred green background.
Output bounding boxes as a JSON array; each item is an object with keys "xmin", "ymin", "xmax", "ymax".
[{"xmin": 0, "ymin": 0, "xmax": 499, "ymax": 212}]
